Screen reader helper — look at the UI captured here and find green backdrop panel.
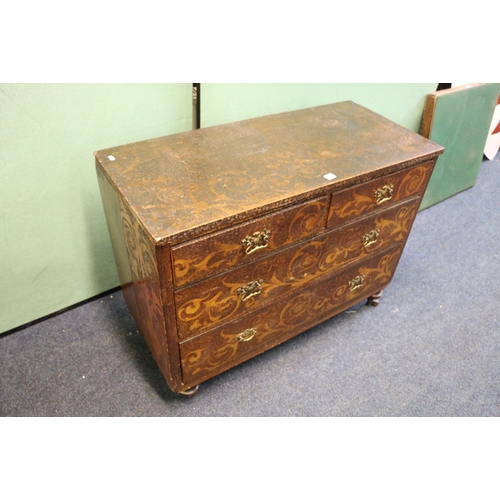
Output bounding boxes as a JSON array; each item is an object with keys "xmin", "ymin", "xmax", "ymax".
[
  {"xmin": 201, "ymin": 83, "xmax": 438, "ymax": 132},
  {"xmin": 419, "ymin": 83, "xmax": 500, "ymax": 210},
  {"xmin": 0, "ymin": 83, "xmax": 192, "ymax": 333}
]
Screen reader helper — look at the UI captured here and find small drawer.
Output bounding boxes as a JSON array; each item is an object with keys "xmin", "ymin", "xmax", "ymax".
[
  {"xmin": 179, "ymin": 245, "xmax": 402, "ymax": 386},
  {"xmin": 172, "ymin": 196, "xmax": 329, "ymax": 288},
  {"xmin": 174, "ymin": 198, "xmax": 419, "ymax": 340},
  {"xmin": 328, "ymin": 161, "xmax": 434, "ymax": 228}
]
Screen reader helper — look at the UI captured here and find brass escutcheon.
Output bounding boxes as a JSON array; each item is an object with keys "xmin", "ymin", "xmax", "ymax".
[
  {"xmin": 241, "ymin": 229, "xmax": 270, "ymax": 255},
  {"xmin": 348, "ymin": 274, "xmax": 365, "ymax": 291},
  {"xmin": 374, "ymin": 184, "xmax": 394, "ymax": 205},
  {"xmin": 237, "ymin": 327, "xmax": 257, "ymax": 342},
  {"xmin": 236, "ymin": 279, "xmax": 264, "ymax": 301},
  {"xmin": 362, "ymin": 229, "xmax": 380, "ymax": 248}
]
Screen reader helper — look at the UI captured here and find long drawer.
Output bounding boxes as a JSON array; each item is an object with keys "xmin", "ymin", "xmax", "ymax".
[
  {"xmin": 174, "ymin": 197, "xmax": 419, "ymax": 340},
  {"xmin": 171, "ymin": 196, "xmax": 330, "ymax": 288},
  {"xmin": 179, "ymin": 245, "xmax": 403, "ymax": 385}
]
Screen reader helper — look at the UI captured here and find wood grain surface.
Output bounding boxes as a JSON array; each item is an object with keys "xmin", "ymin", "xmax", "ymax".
[
  {"xmin": 174, "ymin": 198, "xmax": 420, "ymax": 339},
  {"xmin": 179, "ymin": 246, "xmax": 403, "ymax": 385},
  {"xmin": 95, "ymin": 101, "xmax": 444, "ymax": 394},
  {"xmin": 172, "ymin": 196, "xmax": 329, "ymax": 287},
  {"xmin": 95, "ymin": 101, "xmax": 443, "ymax": 244},
  {"xmin": 328, "ymin": 161, "xmax": 434, "ymax": 227}
]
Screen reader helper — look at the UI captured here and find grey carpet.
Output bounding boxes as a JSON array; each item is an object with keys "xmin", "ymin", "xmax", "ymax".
[{"xmin": 1, "ymin": 151, "xmax": 499, "ymax": 417}]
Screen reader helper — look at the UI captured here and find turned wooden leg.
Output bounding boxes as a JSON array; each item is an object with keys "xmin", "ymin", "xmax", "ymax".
[
  {"xmin": 178, "ymin": 385, "xmax": 200, "ymax": 397},
  {"xmin": 366, "ymin": 290, "xmax": 383, "ymax": 307}
]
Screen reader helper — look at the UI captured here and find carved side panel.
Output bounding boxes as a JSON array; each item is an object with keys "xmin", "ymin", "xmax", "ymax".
[{"xmin": 180, "ymin": 246, "xmax": 402, "ymax": 385}]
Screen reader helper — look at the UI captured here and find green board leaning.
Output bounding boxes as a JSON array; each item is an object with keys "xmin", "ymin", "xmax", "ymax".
[{"xmin": 419, "ymin": 83, "xmax": 500, "ymax": 211}]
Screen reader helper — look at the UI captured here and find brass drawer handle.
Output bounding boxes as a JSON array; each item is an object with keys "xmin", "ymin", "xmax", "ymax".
[
  {"xmin": 374, "ymin": 184, "xmax": 394, "ymax": 205},
  {"xmin": 237, "ymin": 327, "xmax": 257, "ymax": 342},
  {"xmin": 236, "ymin": 279, "xmax": 264, "ymax": 301},
  {"xmin": 362, "ymin": 229, "xmax": 380, "ymax": 248},
  {"xmin": 348, "ymin": 274, "xmax": 365, "ymax": 291},
  {"xmin": 241, "ymin": 229, "xmax": 270, "ymax": 255}
]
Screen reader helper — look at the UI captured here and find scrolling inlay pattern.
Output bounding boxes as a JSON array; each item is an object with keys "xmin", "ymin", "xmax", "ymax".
[
  {"xmin": 172, "ymin": 197, "xmax": 329, "ymax": 287},
  {"xmin": 329, "ymin": 163, "xmax": 433, "ymax": 227},
  {"xmin": 95, "ymin": 101, "xmax": 445, "ymax": 394},
  {"xmin": 174, "ymin": 199, "xmax": 419, "ymax": 339},
  {"xmin": 119, "ymin": 201, "xmax": 167, "ymax": 366},
  {"xmin": 180, "ymin": 247, "xmax": 401, "ymax": 383},
  {"xmin": 95, "ymin": 102, "xmax": 442, "ymax": 243}
]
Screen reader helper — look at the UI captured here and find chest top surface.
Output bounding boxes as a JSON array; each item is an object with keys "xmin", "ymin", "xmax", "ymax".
[{"xmin": 94, "ymin": 100, "xmax": 443, "ymax": 243}]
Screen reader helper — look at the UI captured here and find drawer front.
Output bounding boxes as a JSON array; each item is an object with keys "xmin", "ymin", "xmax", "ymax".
[
  {"xmin": 179, "ymin": 245, "xmax": 402, "ymax": 385},
  {"xmin": 172, "ymin": 196, "xmax": 329, "ymax": 288},
  {"xmin": 174, "ymin": 198, "xmax": 419, "ymax": 339},
  {"xmin": 328, "ymin": 162, "xmax": 434, "ymax": 228}
]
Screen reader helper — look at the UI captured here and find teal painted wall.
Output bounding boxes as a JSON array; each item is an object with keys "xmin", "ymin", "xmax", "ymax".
[
  {"xmin": 201, "ymin": 83, "xmax": 437, "ymax": 132},
  {"xmin": 1, "ymin": 83, "xmax": 437, "ymax": 334},
  {"xmin": 0, "ymin": 84, "xmax": 192, "ymax": 333}
]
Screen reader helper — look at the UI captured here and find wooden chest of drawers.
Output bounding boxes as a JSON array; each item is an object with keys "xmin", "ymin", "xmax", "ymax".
[{"xmin": 95, "ymin": 101, "xmax": 444, "ymax": 395}]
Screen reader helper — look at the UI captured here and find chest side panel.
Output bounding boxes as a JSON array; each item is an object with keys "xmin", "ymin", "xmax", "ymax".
[
  {"xmin": 117, "ymin": 199, "xmax": 179, "ymax": 387},
  {"xmin": 96, "ymin": 168, "xmax": 138, "ymax": 318}
]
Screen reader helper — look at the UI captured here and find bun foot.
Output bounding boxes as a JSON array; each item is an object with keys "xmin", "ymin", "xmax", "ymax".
[
  {"xmin": 366, "ymin": 290, "xmax": 383, "ymax": 306},
  {"xmin": 178, "ymin": 385, "xmax": 199, "ymax": 397}
]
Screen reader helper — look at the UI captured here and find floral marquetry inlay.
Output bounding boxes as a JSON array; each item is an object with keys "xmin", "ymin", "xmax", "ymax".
[
  {"xmin": 173, "ymin": 198, "xmax": 420, "ymax": 339},
  {"xmin": 179, "ymin": 247, "xmax": 403, "ymax": 384},
  {"xmin": 96, "ymin": 100, "xmax": 444, "ymax": 394}
]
